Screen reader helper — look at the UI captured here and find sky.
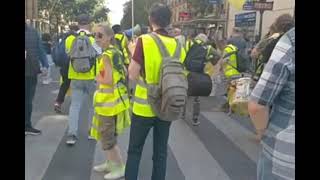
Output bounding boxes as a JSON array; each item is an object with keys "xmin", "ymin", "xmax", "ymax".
[{"xmin": 106, "ymin": 0, "xmax": 130, "ymax": 25}]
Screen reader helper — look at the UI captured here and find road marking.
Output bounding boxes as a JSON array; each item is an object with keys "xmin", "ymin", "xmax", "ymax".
[
  {"xmin": 169, "ymin": 120, "xmax": 231, "ymax": 180},
  {"xmin": 25, "ymin": 115, "xmax": 68, "ymax": 180},
  {"xmin": 202, "ymin": 112, "xmax": 261, "ymax": 163},
  {"xmin": 90, "ymin": 128, "xmax": 130, "ymax": 180}
]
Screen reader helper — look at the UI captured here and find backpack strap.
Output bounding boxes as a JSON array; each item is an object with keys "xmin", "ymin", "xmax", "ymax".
[
  {"xmin": 173, "ymin": 39, "xmax": 182, "ymax": 59},
  {"xmin": 149, "ymin": 33, "xmax": 170, "ymax": 58},
  {"xmin": 106, "ymin": 47, "xmax": 128, "ymax": 107},
  {"xmin": 149, "ymin": 32, "xmax": 181, "ymax": 60}
]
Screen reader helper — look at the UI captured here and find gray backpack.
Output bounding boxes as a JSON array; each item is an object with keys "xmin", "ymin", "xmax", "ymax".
[
  {"xmin": 145, "ymin": 33, "xmax": 188, "ymax": 121},
  {"xmin": 69, "ymin": 32, "xmax": 98, "ymax": 73}
]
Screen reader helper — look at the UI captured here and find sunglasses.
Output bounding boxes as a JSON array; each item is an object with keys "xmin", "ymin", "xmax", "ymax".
[{"xmin": 93, "ymin": 32, "xmax": 104, "ymax": 39}]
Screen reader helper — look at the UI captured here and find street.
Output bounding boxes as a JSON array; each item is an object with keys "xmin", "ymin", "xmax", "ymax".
[{"xmin": 25, "ymin": 66, "xmax": 261, "ymax": 180}]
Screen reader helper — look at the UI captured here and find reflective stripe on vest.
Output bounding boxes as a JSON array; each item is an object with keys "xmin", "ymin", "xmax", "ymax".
[
  {"xmin": 94, "ymin": 48, "xmax": 129, "ymax": 116},
  {"xmin": 132, "ymin": 33, "xmax": 186, "ymax": 117},
  {"xmin": 95, "ymin": 94, "xmax": 129, "ymax": 107},
  {"xmin": 98, "ymin": 83, "xmax": 126, "ymax": 93},
  {"xmin": 90, "ymin": 113, "xmax": 101, "ymax": 140},
  {"xmin": 223, "ymin": 44, "xmax": 240, "ymax": 79}
]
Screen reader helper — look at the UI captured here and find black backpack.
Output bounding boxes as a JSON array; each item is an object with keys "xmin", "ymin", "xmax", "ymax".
[
  {"xmin": 184, "ymin": 40, "xmax": 213, "ymax": 96},
  {"xmin": 184, "ymin": 40, "xmax": 208, "ymax": 73},
  {"xmin": 236, "ymin": 48, "xmax": 251, "ymax": 73}
]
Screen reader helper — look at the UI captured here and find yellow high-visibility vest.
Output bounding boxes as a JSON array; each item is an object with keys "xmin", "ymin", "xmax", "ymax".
[
  {"xmin": 115, "ymin": 33, "xmax": 130, "ymax": 65},
  {"xmin": 223, "ymin": 44, "xmax": 241, "ymax": 79},
  {"xmin": 132, "ymin": 33, "xmax": 186, "ymax": 117},
  {"xmin": 94, "ymin": 47, "xmax": 129, "ymax": 116},
  {"xmin": 90, "ymin": 46, "xmax": 130, "ymax": 140}
]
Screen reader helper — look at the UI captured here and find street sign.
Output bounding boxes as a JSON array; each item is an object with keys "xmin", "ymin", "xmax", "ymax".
[
  {"xmin": 253, "ymin": 1, "xmax": 274, "ymax": 11},
  {"xmin": 243, "ymin": 1, "xmax": 254, "ymax": 11},
  {"xmin": 235, "ymin": 12, "xmax": 256, "ymax": 27}
]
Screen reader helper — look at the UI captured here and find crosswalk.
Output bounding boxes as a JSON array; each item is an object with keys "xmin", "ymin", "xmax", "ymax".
[{"xmin": 25, "ymin": 67, "xmax": 261, "ymax": 180}]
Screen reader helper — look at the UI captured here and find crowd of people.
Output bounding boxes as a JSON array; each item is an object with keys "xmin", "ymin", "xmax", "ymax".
[{"xmin": 25, "ymin": 2, "xmax": 295, "ymax": 180}]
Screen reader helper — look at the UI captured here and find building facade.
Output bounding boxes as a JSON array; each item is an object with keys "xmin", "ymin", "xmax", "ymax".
[
  {"xmin": 25, "ymin": 0, "xmax": 38, "ymax": 27},
  {"xmin": 226, "ymin": 0, "xmax": 295, "ymax": 41},
  {"xmin": 167, "ymin": 0, "xmax": 192, "ymax": 25}
]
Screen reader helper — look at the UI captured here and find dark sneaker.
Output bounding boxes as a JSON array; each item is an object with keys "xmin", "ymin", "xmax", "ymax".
[
  {"xmin": 54, "ymin": 102, "xmax": 62, "ymax": 113},
  {"xmin": 192, "ymin": 119, "xmax": 200, "ymax": 126},
  {"xmin": 25, "ymin": 127, "xmax": 41, "ymax": 136},
  {"xmin": 66, "ymin": 135, "xmax": 77, "ymax": 145}
]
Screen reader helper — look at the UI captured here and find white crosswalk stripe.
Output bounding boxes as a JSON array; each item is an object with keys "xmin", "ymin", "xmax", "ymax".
[
  {"xmin": 202, "ymin": 112, "xmax": 261, "ymax": 163},
  {"xmin": 25, "ymin": 115, "xmax": 68, "ymax": 180},
  {"xmin": 169, "ymin": 120, "xmax": 231, "ymax": 180}
]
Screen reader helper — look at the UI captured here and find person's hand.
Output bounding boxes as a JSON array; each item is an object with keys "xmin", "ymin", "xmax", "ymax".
[
  {"xmin": 250, "ymin": 48, "xmax": 259, "ymax": 60},
  {"xmin": 128, "ymin": 40, "xmax": 136, "ymax": 55},
  {"xmin": 254, "ymin": 129, "xmax": 266, "ymax": 142}
]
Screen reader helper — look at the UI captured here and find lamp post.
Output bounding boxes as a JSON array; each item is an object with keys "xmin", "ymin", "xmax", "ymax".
[{"xmin": 132, "ymin": 0, "xmax": 134, "ymax": 39}]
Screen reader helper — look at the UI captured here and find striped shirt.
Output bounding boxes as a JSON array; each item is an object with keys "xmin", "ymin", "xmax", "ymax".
[{"xmin": 250, "ymin": 28, "xmax": 295, "ymax": 180}]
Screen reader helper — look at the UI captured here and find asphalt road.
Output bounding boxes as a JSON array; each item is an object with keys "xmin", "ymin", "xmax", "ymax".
[{"xmin": 25, "ymin": 66, "xmax": 260, "ymax": 180}]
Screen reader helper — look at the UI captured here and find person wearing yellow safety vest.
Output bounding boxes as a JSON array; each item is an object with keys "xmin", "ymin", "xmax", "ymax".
[
  {"xmin": 222, "ymin": 44, "xmax": 242, "ymax": 79},
  {"xmin": 112, "ymin": 24, "xmax": 130, "ymax": 66},
  {"xmin": 218, "ymin": 43, "xmax": 243, "ymax": 114},
  {"xmin": 181, "ymin": 33, "xmax": 221, "ymax": 126},
  {"xmin": 65, "ymin": 14, "xmax": 97, "ymax": 145},
  {"xmin": 89, "ymin": 24, "xmax": 130, "ymax": 180},
  {"xmin": 125, "ymin": 3, "xmax": 186, "ymax": 180}
]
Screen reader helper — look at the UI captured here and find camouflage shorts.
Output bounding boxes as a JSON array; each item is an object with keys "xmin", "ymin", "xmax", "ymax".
[{"xmin": 96, "ymin": 114, "xmax": 117, "ymax": 150}]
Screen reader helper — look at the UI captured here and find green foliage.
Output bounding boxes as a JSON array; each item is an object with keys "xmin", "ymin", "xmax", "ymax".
[
  {"xmin": 39, "ymin": 0, "xmax": 109, "ymax": 23},
  {"xmin": 120, "ymin": 0, "xmax": 161, "ymax": 29}
]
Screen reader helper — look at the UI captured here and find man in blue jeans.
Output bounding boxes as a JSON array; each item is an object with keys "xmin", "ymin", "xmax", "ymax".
[
  {"xmin": 125, "ymin": 3, "xmax": 186, "ymax": 180},
  {"xmin": 65, "ymin": 14, "xmax": 97, "ymax": 145},
  {"xmin": 25, "ymin": 22, "xmax": 49, "ymax": 135}
]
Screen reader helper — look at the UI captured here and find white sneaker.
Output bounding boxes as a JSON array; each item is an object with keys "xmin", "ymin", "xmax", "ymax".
[
  {"xmin": 93, "ymin": 161, "xmax": 111, "ymax": 172},
  {"xmin": 42, "ymin": 78, "xmax": 52, "ymax": 85},
  {"xmin": 88, "ymin": 135, "xmax": 95, "ymax": 140},
  {"xmin": 103, "ymin": 164, "xmax": 125, "ymax": 180}
]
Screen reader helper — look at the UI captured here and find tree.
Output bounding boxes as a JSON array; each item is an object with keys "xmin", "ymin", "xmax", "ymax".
[
  {"xmin": 93, "ymin": 7, "xmax": 110, "ymax": 23},
  {"xmin": 120, "ymin": 0, "xmax": 161, "ymax": 29},
  {"xmin": 39, "ymin": 0, "xmax": 75, "ymax": 34},
  {"xmin": 39, "ymin": 0, "xmax": 109, "ymax": 36}
]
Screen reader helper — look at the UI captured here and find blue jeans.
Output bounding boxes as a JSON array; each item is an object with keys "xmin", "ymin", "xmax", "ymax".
[
  {"xmin": 68, "ymin": 80, "xmax": 95, "ymax": 136},
  {"xmin": 125, "ymin": 114, "xmax": 171, "ymax": 180}
]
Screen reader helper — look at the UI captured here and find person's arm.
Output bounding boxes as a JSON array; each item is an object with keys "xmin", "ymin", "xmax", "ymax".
[
  {"xmin": 38, "ymin": 34, "xmax": 49, "ymax": 68},
  {"xmin": 128, "ymin": 38, "xmax": 143, "ymax": 81},
  {"xmin": 248, "ymin": 102, "xmax": 269, "ymax": 140},
  {"xmin": 249, "ymin": 36, "xmax": 291, "ymax": 140},
  {"xmin": 128, "ymin": 60, "xmax": 141, "ymax": 81},
  {"xmin": 96, "ymin": 54, "xmax": 113, "ymax": 85},
  {"xmin": 207, "ymin": 45, "xmax": 221, "ymax": 66}
]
